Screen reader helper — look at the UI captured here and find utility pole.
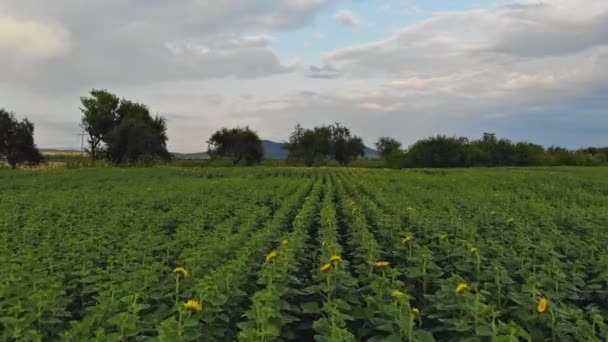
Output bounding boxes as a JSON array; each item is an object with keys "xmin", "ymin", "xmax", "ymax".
[{"xmin": 77, "ymin": 132, "xmax": 87, "ymax": 156}]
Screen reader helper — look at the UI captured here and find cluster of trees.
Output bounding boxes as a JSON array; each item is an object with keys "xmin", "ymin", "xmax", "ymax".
[
  {"xmin": 80, "ymin": 90, "xmax": 170, "ymax": 164},
  {"xmin": 207, "ymin": 127, "xmax": 263, "ymax": 165},
  {"xmin": 205, "ymin": 123, "xmax": 366, "ymax": 166},
  {"xmin": 4, "ymin": 89, "xmax": 608, "ymax": 169},
  {"xmin": 285, "ymin": 123, "xmax": 365, "ymax": 166},
  {"xmin": 376, "ymin": 133, "xmax": 608, "ymax": 168},
  {"xmin": 0, "ymin": 109, "xmax": 43, "ymax": 168}
]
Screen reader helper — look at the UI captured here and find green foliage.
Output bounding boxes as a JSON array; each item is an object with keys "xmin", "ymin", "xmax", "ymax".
[
  {"xmin": 286, "ymin": 123, "xmax": 365, "ymax": 166},
  {"xmin": 379, "ymin": 132, "xmax": 608, "ymax": 168},
  {"xmin": 375, "ymin": 137, "xmax": 402, "ymax": 159},
  {"xmin": 80, "ymin": 89, "xmax": 170, "ymax": 164},
  {"xmin": 1, "ymin": 166, "xmax": 607, "ymax": 341},
  {"xmin": 0, "ymin": 109, "xmax": 43, "ymax": 168},
  {"xmin": 207, "ymin": 126, "xmax": 264, "ymax": 165}
]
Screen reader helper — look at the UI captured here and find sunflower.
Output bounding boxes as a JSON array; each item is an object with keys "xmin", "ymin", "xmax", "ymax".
[
  {"xmin": 265, "ymin": 250, "xmax": 278, "ymax": 263},
  {"xmin": 537, "ymin": 297, "xmax": 548, "ymax": 313},
  {"xmin": 392, "ymin": 290, "xmax": 406, "ymax": 299},
  {"xmin": 402, "ymin": 235, "xmax": 413, "ymax": 245},
  {"xmin": 281, "ymin": 239, "xmax": 289, "ymax": 246},
  {"xmin": 183, "ymin": 299, "xmax": 203, "ymax": 312},
  {"xmin": 506, "ymin": 218, "xmax": 514, "ymax": 224},
  {"xmin": 330, "ymin": 255, "xmax": 342, "ymax": 264},
  {"xmin": 411, "ymin": 308, "xmax": 420, "ymax": 316},
  {"xmin": 174, "ymin": 267, "xmax": 189, "ymax": 278},
  {"xmin": 375, "ymin": 261, "xmax": 390, "ymax": 269},
  {"xmin": 455, "ymin": 282, "xmax": 468, "ymax": 293},
  {"xmin": 320, "ymin": 263, "xmax": 332, "ymax": 272},
  {"xmin": 470, "ymin": 247, "xmax": 479, "ymax": 254}
]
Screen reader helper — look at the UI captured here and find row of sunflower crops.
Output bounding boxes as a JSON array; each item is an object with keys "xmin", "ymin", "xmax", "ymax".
[{"xmin": 1, "ymin": 167, "xmax": 607, "ymax": 341}]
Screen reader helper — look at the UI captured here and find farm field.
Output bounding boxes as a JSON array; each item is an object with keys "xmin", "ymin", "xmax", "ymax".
[{"xmin": 0, "ymin": 167, "xmax": 607, "ymax": 341}]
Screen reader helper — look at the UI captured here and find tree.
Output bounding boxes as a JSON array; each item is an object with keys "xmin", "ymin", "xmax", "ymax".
[
  {"xmin": 405, "ymin": 135, "xmax": 469, "ymax": 168},
  {"xmin": 285, "ymin": 124, "xmax": 333, "ymax": 166},
  {"xmin": 285, "ymin": 123, "xmax": 365, "ymax": 166},
  {"xmin": 79, "ymin": 90, "xmax": 170, "ymax": 164},
  {"xmin": 207, "ymin": 127, "xmax": 263, "ymax": 165},
  {"xmin": 80, "ymin": 89, "xmax": 120, "ymax": 163},
  {"xmin": 0, "ymin": 109, "xmax": 43, "ymax": 168},
  {"xmin": 330, "ymin": 123, "xmax": 365, "ymax": 165},
  {"xmin": 375, "ymin": 137, "xmax": 402, "ymax": 159}
]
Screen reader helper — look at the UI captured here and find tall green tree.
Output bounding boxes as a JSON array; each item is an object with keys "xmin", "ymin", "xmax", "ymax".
[
  {"xmin": 285, "ymin": 124, "xmax": 333, "ymax": 166},
  {"xmin": 0, "ymin": 109, "xmax": 43, "ymax": 168},
  {"xmin": 285, "ymin": 123, "xmax": 365, "ymax": 166},
  {"xmin": 207, "ymin": 127, "xmax": 263, "ymax": 165},
  {"xmin": 330, "ymin": 123, "xmax": 365, "ymax": 165},
  {"xmin": 104, "ymin": 101, "xmax": 170, "ymax": 164},
  {"xmin": 375, "ymin": 137, "xmax": 402, "ymax": 159},
  {"xmin": 79, "ymin": 90, "xmax": 170, "ymax": 164},
  {"xmin": 80, "ymin": 89, "xmax": 120, "ymax": 163}
]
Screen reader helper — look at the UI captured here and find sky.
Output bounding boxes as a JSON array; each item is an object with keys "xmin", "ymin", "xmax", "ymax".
[{"xmin": 0, "ymin": 0, "xmax": 607, "ymax": 152}]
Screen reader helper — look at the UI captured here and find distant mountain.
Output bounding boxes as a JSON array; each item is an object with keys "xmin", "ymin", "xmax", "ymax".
[
  {"xmin": 262, "ymin": 140, "xmax": 289, "ymax": 159},
  {"xmin": 171, "ymin": 140, "xmax": 379, "ymax": 160}
]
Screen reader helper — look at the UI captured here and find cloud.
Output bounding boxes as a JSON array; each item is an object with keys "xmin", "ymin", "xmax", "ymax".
[
  {"xmin": 335, "ymin": 9, "xmax": 361, "ymax": 27},
  {"xmin": 502, "ymin": 73, "xmax": 556, "ymax": 90},
  {"xmin": 0, "ymin": 16, "xmax": 70, "ymax": 61},
  {"xmin": 0, "ymin": 0, "xmax": 335, "ymax": 90},
  {"xmin": 2, "ymin": 0, "xmax": 608, "ymax": 152}
]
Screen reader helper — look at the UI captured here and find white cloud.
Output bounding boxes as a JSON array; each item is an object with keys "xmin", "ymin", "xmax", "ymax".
[
  {"xmin": 335, "ymin": 9, "xmax": 361, "ymax": 27},
  {"xmin": 1, "ymin": 0, "xmax": 608, "ymax": 151},
  {"xmin": 0, "ymin": 16, "xmax": 70, "ymax": 60},
  {"xmin": 502, "ymin": 73, "xmax": 556, "ymax": 90}
]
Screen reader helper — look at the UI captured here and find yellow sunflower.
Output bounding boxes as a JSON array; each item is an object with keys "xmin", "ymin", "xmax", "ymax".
[
  {"xmin": 320, "ymin": 263, "xmax": 332, "ymax": 272},
  {"xmin": 537, "ymin": 297, "xmax": 548, "ymax": 313},
  {"xmin": 375, "ymin": 261, "xmax": 390, "ymax": 269},
  {"xmin": 330, "ymin": 255, "xmax": 342, "ymax": 263},
  {"xmin": 455, "ymin": 282, "xmax": 468, "ymax": 293},
  {"xmin": 265, "ymin": 250, "xmax": 278, "ymax": 263},
  {"xmin": 174, "ymin": 267, "xmax": 189, "ymax": 278},
  {"xmin": 392, "ymin": 290, "xmax": 406, "ymax": 299},
  {"xmin": 183, "ymin": 299, "xmax": 203, "ymax": 312}
]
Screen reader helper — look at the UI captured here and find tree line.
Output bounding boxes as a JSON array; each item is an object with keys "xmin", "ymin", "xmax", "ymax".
[
  {"xmin": 375, "ymin": 133, "xmax": 608, "ymax": 168},
  {"xmin": 1, "ymin": 89, "xmax": 607, "ymax": 168}
]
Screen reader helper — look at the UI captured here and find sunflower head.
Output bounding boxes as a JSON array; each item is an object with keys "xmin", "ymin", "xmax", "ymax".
[
  {"xmin": 330, "ymin": 255, "xmax": 342, "ymax": 264},
  {"xmin": 392, "ymin": 290, "xmax": 406, "ymax": 299},
  {"xmin": 537, "ymin": 297, "xmax": 548, "ymax": 313},
  {"xmin": 174, "ymin": 267, "xmax": 189, "ymax": 278},
  {"xmin": 455, "ymin": 282, "xmax": 468, "ymax": 293},
  {"xmin": 507, "ymin": 218, "xmax": 514, "ymax": 224},
  {"xmin": 281, "ymin": 239, "xmax": 288, "ymax": 246},
  {"xmin": 320, "ymin": 263, "xmax": 332, "ymax": 272},
  {"xmin": 470, "ymin": 247, "xmax": 479, "ymax": 254},
  {"xmin": 183, "ymin": 299, "xmax": 203, "ymax": 312},
  {"xmin": 375, "ymin": 261, "xmax": 390, "ymax": 269},
  {"xmin": 265, "ymin": 250, "xmax": 278, "ymax": 263},
  {"xmin": 402, "ymin": 235, "xmax": 413, "ymax": 245},
  {"xmin": 411, "ymin": 308, "xmax": 420, "ymax": 316}
]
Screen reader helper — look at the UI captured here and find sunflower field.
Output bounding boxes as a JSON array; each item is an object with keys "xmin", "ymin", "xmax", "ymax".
[{"xmin": 0, "ymin": 167, "xmax": 607, "ymax": 341}]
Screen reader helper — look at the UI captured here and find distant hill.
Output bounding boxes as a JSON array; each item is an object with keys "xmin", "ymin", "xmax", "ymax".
[{"xmin": 171, "ymin": 140, "xmax": 379, "ymax": 160}]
